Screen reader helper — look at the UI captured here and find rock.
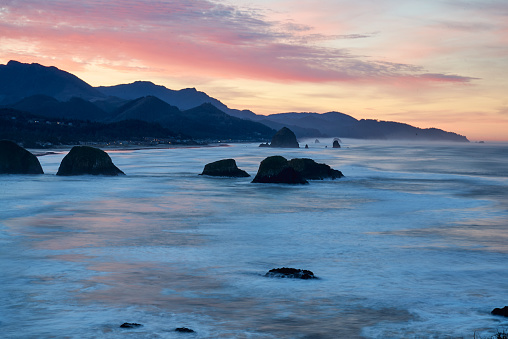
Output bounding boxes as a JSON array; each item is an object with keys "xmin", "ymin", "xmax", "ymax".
[
  {"xmin": 305, "ymin": 144, "xmax": 309, "ymax": 149},
  {"xmin": 120, "ymin": 323, "xmax": 143, "ymax": 328},
  {"xmin": 258, "ymin": 142, "xmax": 270, "ymax": 147},
  {"xmin": 492, "ymin": 306, "xmax": 508, "ymax": 317},
  {"xmin": 251, "ymin": 156, "xmax": 308, "ymax": 184},
  {"xmin": 270, "ymin": 127, "xmax": 299, "ymax": 148},
  {"xmin": 265, "ymin": 267, "xmax": 317, "ymax": 280},
  {"xmin": 0, "ymin": 140, "xmax": 44, "ymax": 174},
  {"xmin": 288, "ymin": 158, "xmax": 344, "ymax": 180},
  {"xmin": 315, "ymin": 139, "xmax": 320, "ymax": 143},
  {"xmin": 200, "ymin": 159, "xmax": 249, "ymax": 177},
  {"xmin": 332, "ymin": 140, "xmax": 341, "ymax": 148},
  {"xmin": 56, "ymin": 146, "xmax": 125, "ymax": 176},
  {"xmin": 175, "ymin": 327, "xmax": 195, "ymax": 333}
]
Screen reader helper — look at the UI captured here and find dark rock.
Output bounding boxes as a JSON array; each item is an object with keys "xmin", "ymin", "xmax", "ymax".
[
  {"xmin": 305, "ymin": 144, "xmax": 309, "ymax": 149},
  {"xmin": 492, "ymin": 306, "xmax": 508, "ymax": 317},
  {"xmin": 175, "ymin": 327, "xmax": 195, "ymax": 333},
  {"xmin": 332, "ymin": 140, "xmax": 341, "ymax": 148},
  {"xmin": 200, "ymin": 159, "xmax": 249, "ymax": 177},
  {"xmin": 270, "ymin": 127, "xmax": 299, "ymax": 148},
  {"xmin": 315, "ymin": 139, "xmax": 320, "ymax": 143},
  {"xmin": 252, "ymin": 156, "xmax": 308, "ymax": 184},
  {"xmin": 56, "ymin": 146, "xmax": 125, "ymax": 176},
  {"xmin": 0, "ymin": 140, "xmax": 44, "ymax": 174},
  {"xmin": 289, "ymin": 158, "xmax": 344, "ymax": 180},
  {"xmin": 120, "ymin": 323, "xmax": 143, "ymax": 328},
  {"xmin": 265, "ymin": 267, "xmax": 317, "ymax": 280},
  {"xmin": 258, "ymin": 142, "xmax": 270, "ymax": 147}
]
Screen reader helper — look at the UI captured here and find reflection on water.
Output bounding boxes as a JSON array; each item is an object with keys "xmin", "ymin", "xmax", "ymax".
[{"xmin": 0, "ymin": 140, "xmax": 507, "ymax": 338}]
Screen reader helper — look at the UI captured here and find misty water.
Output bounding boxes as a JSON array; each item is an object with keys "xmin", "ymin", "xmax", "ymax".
[{"xmin": 1, "ymin": 139, "xmax": 507, "ymax": 338}]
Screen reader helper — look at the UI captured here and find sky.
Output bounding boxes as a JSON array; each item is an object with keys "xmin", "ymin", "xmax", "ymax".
[{"xmin": 1, "ymin": 0, "xmax": 507, "ymax": 141}]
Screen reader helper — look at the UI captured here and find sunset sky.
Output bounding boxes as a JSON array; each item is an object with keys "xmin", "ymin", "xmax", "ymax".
[{"xmin": 1, "ymin": 0, "xmax": 507, "ymax": 141}]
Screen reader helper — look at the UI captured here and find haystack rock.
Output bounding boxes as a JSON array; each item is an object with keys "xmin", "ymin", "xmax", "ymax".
[
  {"xmin": 332, "ymin": 140, "xmax": 341, "ymax": 148},
  {"xmin": 56, "ymin": 146, "xmax": 125, "ymax": 176},
  {"xmin": 269, "ymin": 127, "xmax": 300, "ymax": 148},
  {"xmin": 0, "ymin": 140, "xmax": 44, "ymax": 174},
  {"xmin": 200, "ymin": 158, "xmax": 249, "ymax": 177},
  {"xmin": 289, "ymin": 158, "xmax": 344, "ymax": 180},
  {"xmin": 252, "ymin": 155, "xmax": 308, "ymax": 184}
]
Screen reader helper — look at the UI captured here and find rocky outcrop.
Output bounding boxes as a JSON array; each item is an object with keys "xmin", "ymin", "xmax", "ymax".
[
  {"xmin": 269, "ymin": 127, "xmax": 299, "ymax": 148},
  {"xmin": 289, "ymin": 158, "xmax": 343, "ymax": 180},
  {"xmin": 332, "ymin": 140, "xmax": 341, "ymax": 148},
  {"xmin": 492, "ymin": 306, "xmax": 508, "ymax": 317},
  {"xmin": 0, "ymin": 140, "xmax": 44, "ymax": 174},
  {"xmin": 200, "ymin": 159, "xmax": 249, "ymax": 177},
  {"xmin": 56, "ymin": 146, "xmax": 124, "ymax": 176},
  {"xmin": 251, "ymin": 156, "xmax": 308, "ymax": 184},
  {"xmin": 265, "ymin": 267, "xmax": 317, "ymax": 280},
  {"xmin": 175, "ymin": 327, "xmax": 195, "ymax": 333},
  {"xmin": 120, "ymin": 323, "xmax": 143, "ymax": 328}
]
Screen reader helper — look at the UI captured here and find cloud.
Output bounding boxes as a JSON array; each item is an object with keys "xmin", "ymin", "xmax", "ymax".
[{"xmin": 0, "ymin": 0, "xmax": 479, "ymax": 85}]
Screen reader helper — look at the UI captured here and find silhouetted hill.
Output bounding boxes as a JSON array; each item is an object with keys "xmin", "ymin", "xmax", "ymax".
[
  {"xmin": 9, "ymin": 95, "xmax": 109, "ymax": 121},
  {"xmin": 0, "ymin": 60, "xmax": 104, "ymax": 104}
]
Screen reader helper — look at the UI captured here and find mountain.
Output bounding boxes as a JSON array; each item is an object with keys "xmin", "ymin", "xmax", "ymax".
[{"xmin": 0, "ymin": 60, "xmax": 104, "ymax": 104}]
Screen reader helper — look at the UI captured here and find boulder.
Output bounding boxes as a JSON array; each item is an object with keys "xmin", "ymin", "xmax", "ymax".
[
  {"xmin": 258, "ymin": 142, "xmax": 270, "ymax": 147},
  {"xmin": 120, "ymin": 323, "xmax": 143, "ymax": 328},
  {"xmin": 332, "ymin": 140, "xmax": 341, "ymax": 148},
  {"xmin": 492, "ymin": 306, "xmax": 508, "ymax": 317},
  {"xmin": 252, "ymin": 156, "xmax": 308, "ymax": 184},
  {"xmin": 315, "ymin": 139, "xmax": 320, "ymax": 144},
  {"xmin": 200, "ymin": 159, "xmax": 249, "ymax": 177},
  {"xmin": 0, "ymin": 140, "xmax": 44, "ymax": 174},
  {"xmin": 304, "ymin": 144, "xmax": 309, "ymax": 149},
  {"xmin": 265, "ymin": 267, "xmax": 317, "ymax": 280},
  {"xmin": 288, "ymin": 158, "xmax": 344, "ymax": 180},
  {"xmin": 270, "ymin": 127, "xmax": 299, "ymax": 148},
  {"xmin": 175, "ymin": 327, "xmax": 195, "ymax": 333},
  {"xmin": 56, "ymin": 146, "xmax": 125, "ymax": 176}
]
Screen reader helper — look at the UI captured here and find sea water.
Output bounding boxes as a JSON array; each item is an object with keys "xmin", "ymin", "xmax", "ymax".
[{"xmin": 0, "ymin": 139, "xmax": 507, "ymax": 338}]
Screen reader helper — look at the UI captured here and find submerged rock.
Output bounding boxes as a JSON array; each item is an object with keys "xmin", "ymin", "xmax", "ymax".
[
  {"xmin": 175, "ymin": 327, "xmax": 195, "ymax": 333},
  {"xmin": 120, "ymin": 323, "xmax": 143, "ymax": 328},
  {"xmin": 56, "ymin": 146, "xmax": 125, "ymax": 176},
  {"xmin": 252, "ymin": 156, "xmax": 308, "ymax": 184},
  {"xmin": 265, "ymin": 267, "xmax": 317, "ymax": 280},
  {"xmin": 258, "ymin": 142, "xmax": 270, "ymax": 147},
  {"xmin": 0, "ymin": 140, "xmax": 44, "ymax": 174},
  {"xmin": 200, "ymin": 159, "xmax": 249, "ymax": 177},
  {"xmin": 332, "ymin": 140, "xmax": 341, "ymax": 148},
  {"xmin": 270, "ymin": 127, "xmax": 299, "ymax": 148},
  {"xmin": 288, "ymin": 158, "xmax": 344, "ymax": 180},
  {"xmin": 492, "ymin": 306, "xmax": 508, "ymax": 317}
]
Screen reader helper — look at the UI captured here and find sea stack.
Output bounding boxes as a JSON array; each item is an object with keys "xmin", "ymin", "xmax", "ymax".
[
  {"xmin": 252, "ymin": 155, "xmax": 307, "ymax": 184},
  {"xmin": 332, "ymin": 140, "xmax": 341, "ymax": 148},
  {"xmin": 0, "ymin": 140, "xmax": 44, "ymax": 174},
  {"xmin": 56, "ymin": 146, "xmax": 125, "ymax": 176},
  {"xmin": 269, "ymin": 127, "xmax": 300, "ymax": 148},
  {"xmin": 200, "ymin": 159, "xmax": 250, "ymax": 177}
]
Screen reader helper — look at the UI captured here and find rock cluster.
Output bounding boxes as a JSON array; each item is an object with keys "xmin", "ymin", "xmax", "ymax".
[
  {"xmin": 56, "ymin": 146, "xmax": 125, "ymax": 176},
  {"xmin": 252, "ymin": 155, "xmax": 308, "ymax": 184},
  {"xmin": 200, "ymin": 158, "xmax": 249, "ymax": 177},
  {"xmin": 0, "ymin": 140, "xmax": 44, "ymax": 174},
  {"xmin": 265, "ymin": 267, "xmax": 317, "ymax": 279}
]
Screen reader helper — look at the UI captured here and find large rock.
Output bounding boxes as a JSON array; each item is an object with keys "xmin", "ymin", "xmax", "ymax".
[
  {"xmin": 0, "ymin": 140, "xmax": 44, "ymax": 174},
  {"xmin": 252, "ymin": 156, "xmax": 308, "ymax": 184},
  {"xmin": 200, "ymin": 159, "xmax": 249, "ymax": 177},
  {"xmin": 492, "ymin": 306, "xmax": 508, "ymax": 317},
  {"xmin": 56, "ymin": 146, "xmax": 124, "ymax": 176},
  {"xmin": 332, "ymin": 140, "xmax": 341, "ymax": 148},
  {"xmin": 289, "ymin": 158, "xmax": 344, "ymax": 180},
  {"xmin": 270, "ymin": 127, "xmax": 299, "ymax": 148},
  {"xmin": 265, "ymin": 267, "xmax": 317, "ymax": 280}
]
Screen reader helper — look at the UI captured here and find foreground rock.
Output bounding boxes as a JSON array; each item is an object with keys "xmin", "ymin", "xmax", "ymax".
[
  {"xmin": 175, "ymin": 327, "xmax": 195, "ymax": 333},
  {"xmin": 0, "ymin": 140, "xmax": 44, "ymax": 174},
  {"xmin": 265, "ymin": 267, "xmax": 317, "ymax": 280},
  {"xmin": 268, "ymin": 127, "xmax": 300, "ymax": 148},
  {"xmin": 200, "ymin": 159, "xmax": 249, "ymax": 177},
  {"xmin": 289, "ymin": 158, "xmax": 344, "ymax": 180},
  {"xmin": 56, "ymin": 146, "xmax": 125, "ymax": 176},
  {"xmin": 492, "ymin": 306, "xmax": 508, "ymax": 317},
  {"xmin": 120, "ymin": 323, "xmax": 143, "ymax": 328},
  {"xmin": 252, "ymin": 156, "xmax": 308, "ymax": 184}
]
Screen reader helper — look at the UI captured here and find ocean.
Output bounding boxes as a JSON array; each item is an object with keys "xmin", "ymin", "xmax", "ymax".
[{"xmin": 1, "ymin": 139, "xmax": 507, "ymax": 338}]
